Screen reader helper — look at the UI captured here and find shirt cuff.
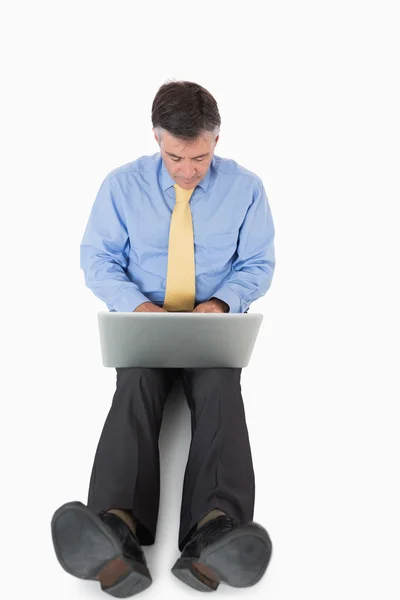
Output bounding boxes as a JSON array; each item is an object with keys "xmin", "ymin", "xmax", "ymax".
[
  {"xmin": 112, "ymin": 288, "xmax": 151, "ymax": 312},
  {"xmin": 210, "ymin": 287, "xmax": 242, "ymax": 313}
]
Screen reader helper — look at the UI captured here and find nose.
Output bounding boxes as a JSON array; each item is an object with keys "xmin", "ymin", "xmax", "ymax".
[{"xmin": 181, "ymin": 163, "xmax": 196, "ymax": 179}]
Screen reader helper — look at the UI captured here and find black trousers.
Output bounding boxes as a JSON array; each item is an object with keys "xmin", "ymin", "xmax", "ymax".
[{"xmin": 87, "ymin": 367, "xmax": 255, "ymax": 551}]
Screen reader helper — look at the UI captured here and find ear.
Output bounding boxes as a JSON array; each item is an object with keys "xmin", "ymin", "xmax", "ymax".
[
  {"xmin": 153, "ymin": 128, "xmax": 159, "ymax": 144},
  {"xmin": 215, "ymin": 134, "xmax": 219, "ymax": 146}
]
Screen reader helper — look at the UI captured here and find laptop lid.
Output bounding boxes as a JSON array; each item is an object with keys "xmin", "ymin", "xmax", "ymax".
[{"xmin": 97, "ymin": 312, "xmax": 263, "ymax": 368}]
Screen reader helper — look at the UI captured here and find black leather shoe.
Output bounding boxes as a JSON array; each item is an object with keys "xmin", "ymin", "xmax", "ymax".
[
  {"xmin": 51, "ymin": 501, "xmax": 152, "ymax": 597},
  {"xmin": 171, "ymin": 515, "xmax": 272, "ymax": 591}
]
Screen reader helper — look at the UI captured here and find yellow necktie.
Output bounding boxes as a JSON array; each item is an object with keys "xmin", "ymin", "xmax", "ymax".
[{"xmin": 163, "ymin": 184, "xmax": 196, "ymax": 312}]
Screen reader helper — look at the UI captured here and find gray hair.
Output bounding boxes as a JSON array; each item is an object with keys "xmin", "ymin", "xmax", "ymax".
[{"xmin": 154, "ymin": 125, "xmax": 220, "ymax": 145}]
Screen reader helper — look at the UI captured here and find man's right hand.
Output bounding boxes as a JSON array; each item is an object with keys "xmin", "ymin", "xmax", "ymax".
[{"xmin": 134, "ymin": 301, "xmax": 167, "ymax": 313}]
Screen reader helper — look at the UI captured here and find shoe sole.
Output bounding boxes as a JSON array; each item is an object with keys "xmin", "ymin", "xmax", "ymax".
[
  {"xmin": 51, "ymin": 501, "xmax": 152, "ymax": 598},
  {"xmin": 171, "ymin": 523, "xmax": 272, "ymax": 592}
]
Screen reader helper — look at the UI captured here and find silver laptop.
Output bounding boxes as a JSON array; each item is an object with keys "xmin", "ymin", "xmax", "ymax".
[{"xmin": 97, "ymin": 312, "xmax": 263, "ymax": 368}]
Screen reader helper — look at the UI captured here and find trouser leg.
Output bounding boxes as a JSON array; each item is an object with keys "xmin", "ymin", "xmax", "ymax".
[
  {"xmin": 87, "ymin": 366, "xmax": 177, "ymax": 545},
  {"xmin": 178, "ymin": 367, "xmax": 255, "ymax": 551}
]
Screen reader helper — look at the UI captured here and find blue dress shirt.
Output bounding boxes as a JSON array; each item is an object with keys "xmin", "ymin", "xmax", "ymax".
[{"xmin": 80, "ymin": 152, "xmax": 276, "ymax": 313}]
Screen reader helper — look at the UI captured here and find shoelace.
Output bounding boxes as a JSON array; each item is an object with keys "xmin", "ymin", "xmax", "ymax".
[
  {"xmin": 98, "ymin": 510, "xmax": 139, "ymax": 545},
  {"xmin": 195, "ymin": 515, "xmax": 238, "ymax": 547}
]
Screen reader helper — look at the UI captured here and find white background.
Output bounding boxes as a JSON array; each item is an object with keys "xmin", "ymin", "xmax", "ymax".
[{"xmin": 2, "ymin": 1, "xmax": 399, "ymax": 599}]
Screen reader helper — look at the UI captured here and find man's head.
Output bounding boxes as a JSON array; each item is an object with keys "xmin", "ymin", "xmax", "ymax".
[{"xmin": 152, "ymin": 80, "xmax": 220, "ymax": 190}]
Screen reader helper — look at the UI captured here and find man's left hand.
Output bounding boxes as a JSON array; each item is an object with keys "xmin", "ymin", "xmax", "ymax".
[{"xmin": 192, "ymin": 298, "xmax": 229, "ymax": 313}]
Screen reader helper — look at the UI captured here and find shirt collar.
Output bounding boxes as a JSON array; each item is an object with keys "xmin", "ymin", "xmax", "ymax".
[{"xmin": 160, "ymin": 152, "xmax": 213, "ymax": 193}]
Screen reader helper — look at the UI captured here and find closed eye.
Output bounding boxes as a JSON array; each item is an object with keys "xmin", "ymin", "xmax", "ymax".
[{"xmin": 171, "ymin": 157, "xmax": 205, "ymax": 162}]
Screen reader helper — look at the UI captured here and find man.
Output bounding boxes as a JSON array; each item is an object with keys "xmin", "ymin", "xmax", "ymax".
[{"xmin": 51, "ymin": 80, "xmax": 276, "ymax": 596}]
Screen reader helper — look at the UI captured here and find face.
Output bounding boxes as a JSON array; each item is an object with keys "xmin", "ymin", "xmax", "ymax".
[{"xmin": 153, "ymin": 128, "xmax": 219, "ymax": 190}]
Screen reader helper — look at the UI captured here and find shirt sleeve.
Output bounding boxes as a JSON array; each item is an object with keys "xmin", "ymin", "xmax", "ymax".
[
  {"xmin": 80, "ymin": 174, "xmax": 150, "ymax": 312},
  {"xmin": 210, "ymin": 181, "xmax": 276, "ymax": 313}
]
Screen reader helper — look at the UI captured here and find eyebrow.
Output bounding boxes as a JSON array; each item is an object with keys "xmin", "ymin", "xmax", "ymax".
[{"xmin": 166, "ymin": 151, "xmax": 210, "ymax": 159}]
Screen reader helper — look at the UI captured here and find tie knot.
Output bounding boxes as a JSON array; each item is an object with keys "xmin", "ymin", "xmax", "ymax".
[{"xmin": 174, "ymin": 184, "xmax": 195, "ymax": 204}]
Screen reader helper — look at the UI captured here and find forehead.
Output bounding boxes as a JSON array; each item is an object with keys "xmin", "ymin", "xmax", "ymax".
[{"xmin": 163, "ymin": 131, "xmax": 212, "ymax": 158}]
